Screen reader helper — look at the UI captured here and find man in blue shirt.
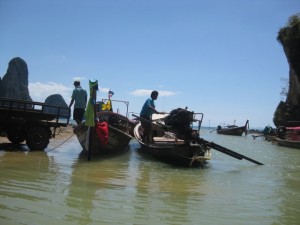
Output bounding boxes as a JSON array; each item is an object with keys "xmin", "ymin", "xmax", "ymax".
[
  {"xmin": 69, "ymin": 80, "xmax": 87, "ymax": 125},
  {"xmin": 140, "ymin": 90, "xmax": 159, "ymax": 143}
]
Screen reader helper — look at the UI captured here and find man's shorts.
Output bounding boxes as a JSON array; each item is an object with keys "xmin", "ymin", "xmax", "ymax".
[{"xmin": 73, "ymin": 108, "xmax": 85, "ymax": 121}]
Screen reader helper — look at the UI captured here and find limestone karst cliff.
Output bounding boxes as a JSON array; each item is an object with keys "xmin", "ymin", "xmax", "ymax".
[
  {"xmin": 0, "ymin": 57, "xmax": 32, "ymax": 100},
  {"xmin": 0, "ymin": 57, "xmax": 68, "ymax": 108},
  {"xmin": 44, "ymin": 94, "xmax": 69, "ymax": 116},
  {"xmin": 274, "ymin": 14, "xmax": 300, "ymax": 127}
]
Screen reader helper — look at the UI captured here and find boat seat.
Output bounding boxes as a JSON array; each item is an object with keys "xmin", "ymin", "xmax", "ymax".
[{"xmin": 153, "ymin": 137, "xmax": 185, "ymax": 144}]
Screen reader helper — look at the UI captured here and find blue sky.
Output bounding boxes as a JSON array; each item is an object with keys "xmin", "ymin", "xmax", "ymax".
[{"xmin": 0, "ymin": 0, "xmax": 299, "ymax": 128}]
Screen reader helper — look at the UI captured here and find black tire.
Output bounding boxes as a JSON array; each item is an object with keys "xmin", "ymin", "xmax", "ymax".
[
  {"xmin": 7, "ymin": 128, "xmax": 26, "ymax": 144},
  {"xmin": 26, "ymin": 126, "xmax": 51, "ymax": 150}
]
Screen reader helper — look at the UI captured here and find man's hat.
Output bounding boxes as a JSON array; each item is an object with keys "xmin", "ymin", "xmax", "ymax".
[
  {"xmin": 73, "ymin": 80, "xmax": 80, "ymax": 85},
  {"xmin": 108, "ymin": 90, "xmax": 114, "ymax": 96}
]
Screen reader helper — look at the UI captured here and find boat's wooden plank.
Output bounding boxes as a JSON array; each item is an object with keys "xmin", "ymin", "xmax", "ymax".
[{"xmin": 153, "ymin": 137, "xmax": 185, "ymax": 144}]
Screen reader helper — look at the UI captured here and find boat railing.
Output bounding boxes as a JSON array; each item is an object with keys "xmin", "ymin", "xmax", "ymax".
[
  {"xmin": 151, "ymin": 111, "xmax": 204, "ymax": 137},
  {"xmin": 132, "ymin": 110, "xmax": 204, "ymax": 138},
  {"xmin": 192, "ymin": 112, "xmax": 204, "ymax": 136},
  {"xmin": 97, "ymin": 99, "xmax": 131, "ymax": 134},
  {"xmin": 97, "ymin": 99, "xmax": 130, "ymax": 118}
]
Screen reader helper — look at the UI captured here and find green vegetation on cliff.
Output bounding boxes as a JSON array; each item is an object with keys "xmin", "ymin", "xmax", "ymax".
[
  {"xmin": 274, "ymin": 14, "xmax": 300, "ymax": 127},
  {"xmin": 277, "ymin": 14, "xmax": 300, "ymax": 78}
]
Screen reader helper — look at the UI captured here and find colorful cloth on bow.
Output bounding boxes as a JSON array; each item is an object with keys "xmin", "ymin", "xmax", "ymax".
[
  {"xmin": 96, "ymin": 121, "xmax": 109, "ymax": 147},
  {"xmin": 84, "ymin": 79, "xmax": 98, "ymax": 127}
]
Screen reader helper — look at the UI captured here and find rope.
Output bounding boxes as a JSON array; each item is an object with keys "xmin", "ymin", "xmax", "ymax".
[{"xmin": 45, "ymin": 132, "xmax": 75, "ymax": 152}]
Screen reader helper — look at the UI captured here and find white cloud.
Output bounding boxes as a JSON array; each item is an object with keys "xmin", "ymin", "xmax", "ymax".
[
  {"xmin": 130, "ymin": 89, "xmax": 177, "ymax": 97},
  {"xmin": 99, "ymin": 87, "xmax": 110, "ymax": 93},
  {"xmin": 130, "ymin": 89, "xmax": 152, "ymax": 96},
  {"xmin": 159, "ymin": 90, "xmax": 178, "ymax": 96},
  {"xmin": 29, "ymin": 82, "xmax": 72, "ymax": 103},
  {"xmin": 72, "ymin": 76, "xmax": 87, "ymax": 82}
]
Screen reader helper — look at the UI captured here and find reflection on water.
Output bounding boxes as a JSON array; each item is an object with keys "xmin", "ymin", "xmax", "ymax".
[{"xmin": 0, "ymin": 131, "xmax": 300, "ymax": 225}]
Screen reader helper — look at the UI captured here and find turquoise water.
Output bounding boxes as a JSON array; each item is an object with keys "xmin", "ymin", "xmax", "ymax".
[{"xmin": 0, "ymin": 128, "xmax": 299, "ymax": 225}]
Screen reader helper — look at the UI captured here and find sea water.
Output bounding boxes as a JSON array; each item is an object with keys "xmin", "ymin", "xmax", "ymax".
[{"xmin": 0, "ymin": 128, "xmax": 299, "ymax": 225}]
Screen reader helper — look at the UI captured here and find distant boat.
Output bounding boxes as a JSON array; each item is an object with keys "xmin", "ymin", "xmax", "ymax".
[
  {"xmin": 216, "ymin": 120, "xmax": 249, "ymax": 136},
  {"xmin": 276, "ymin": 126, "xmax": 300, "ymax": 149}
]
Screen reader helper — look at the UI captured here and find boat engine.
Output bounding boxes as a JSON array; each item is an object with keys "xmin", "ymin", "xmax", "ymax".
[{"xmin": 164, "ymin": 108, "xmax": 194, "ymax": 138}]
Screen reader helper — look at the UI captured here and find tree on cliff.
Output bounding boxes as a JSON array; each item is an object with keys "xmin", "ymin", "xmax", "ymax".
[{"xmin": 274, "ymin": 14, "xmax": 300, "ymax": 127}]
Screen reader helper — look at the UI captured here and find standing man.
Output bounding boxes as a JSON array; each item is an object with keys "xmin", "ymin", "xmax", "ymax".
[
  {"xmin": 140, "ymin": 90, "xmax": 159, "ymax": 143},
  {"xmin": 69, "ymin": 80, "xmax": 87, "ymax": 125}
]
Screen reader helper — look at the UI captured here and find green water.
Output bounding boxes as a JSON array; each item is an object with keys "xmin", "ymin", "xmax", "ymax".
[{"xmin": 0, "ymin": 129, "xmax": 300, "ymax": 225}]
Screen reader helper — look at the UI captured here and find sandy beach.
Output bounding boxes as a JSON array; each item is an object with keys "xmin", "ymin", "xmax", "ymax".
[{"xmin": 51, "ymin": 125, "xmax": 74, "ymax": 139}]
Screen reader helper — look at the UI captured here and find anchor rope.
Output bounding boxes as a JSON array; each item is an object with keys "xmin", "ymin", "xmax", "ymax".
[{"xmin": 45, "ymin": 128, "xmax": 75, "ymax": 152}]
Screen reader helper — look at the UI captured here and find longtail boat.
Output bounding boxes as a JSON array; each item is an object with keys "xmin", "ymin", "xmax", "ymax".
[
  {"xmin": 276, "ymin": 126, "xmax": 300, "ymax": 149},
  {"xmin": 216, "ymin": 120, "xmax": 249, "ymax": 136},
  {"xmin": 73, "ymin": 80, "xmax": 136, "ymax": 159},
  {"xmin": 133, "ymin": 109, "xmax": 263, "ymax": 167},
  {"xmin": 133, "ymin": 109, "xmax": 211, "ymax": 167},
  {"xmin": 74, "ymin": 110, "xmax": 137, "ymax": 156}
]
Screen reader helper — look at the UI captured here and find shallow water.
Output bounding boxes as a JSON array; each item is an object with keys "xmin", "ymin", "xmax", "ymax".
[{"xmin": 0, "ymin": 129, "xmax": 300, "ymax": 225}]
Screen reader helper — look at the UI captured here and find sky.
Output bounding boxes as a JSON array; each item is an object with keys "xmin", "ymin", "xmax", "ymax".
[{"xmin": 0, "ymin": 0, "xmax": 299, "ymax": 128}]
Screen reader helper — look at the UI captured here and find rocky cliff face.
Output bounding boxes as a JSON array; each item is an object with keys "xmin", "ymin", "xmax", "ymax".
[
  {"xmin": 44, "ymin": 94, "xmax": 69, "ymax": 116},
  {"xmin": 274, "ymin": 15, "xmax": 300, "ymax": 127},
  {"xmin": 0, "ymin": 57, "xmax": 32, "ymax": 100},
  {"xmin": 0, "ymin": 57, "xmax": 68, "ymax": 110}
]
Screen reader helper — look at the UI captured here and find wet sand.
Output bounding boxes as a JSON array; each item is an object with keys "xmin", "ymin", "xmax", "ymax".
[{"xmin": 51, "ymin": 125, "xmax": 74, "ymax": 140}]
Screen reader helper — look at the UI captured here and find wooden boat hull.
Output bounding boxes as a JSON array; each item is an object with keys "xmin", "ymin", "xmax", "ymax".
[
  {"xmin": 217, "ymin": 127, "xmax": 246, "ymax": 136},
  {"xmin": 133, "ymin": 123, "xmax": 211, "ymax": 167},
  {"xmin": 217, "ymin": 120, "xmax": 249, "ymax": 136},
  {"xmin": 277, "ymin": 139, "xmax": 300, "ymax": 149},
  {"xmin": 73, "ymin": 111, "xmax": 136, "ymax": 156}
]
